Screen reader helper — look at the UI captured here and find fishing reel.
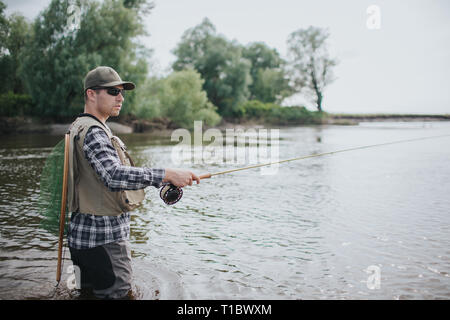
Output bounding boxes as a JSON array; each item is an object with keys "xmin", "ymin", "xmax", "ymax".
[{"xmin": 159, "ymin": 183, "xmax": 183, "ymax": 205}]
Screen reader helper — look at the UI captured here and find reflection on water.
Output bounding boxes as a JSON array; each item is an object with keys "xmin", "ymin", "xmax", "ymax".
[{"xmin": 1, "ymin": 122, "xmax": 450, "ymax": 299}]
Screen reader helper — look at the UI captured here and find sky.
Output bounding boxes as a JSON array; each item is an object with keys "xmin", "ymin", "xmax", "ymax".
[{"xmin": 4, "ymin": 0, "xmax": 450, "ymax": 114}]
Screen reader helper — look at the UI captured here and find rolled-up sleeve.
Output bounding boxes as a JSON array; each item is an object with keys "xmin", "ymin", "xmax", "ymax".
[{"xmin": 83, "ymin": 126, "xmax": 165, "ymax": 191}]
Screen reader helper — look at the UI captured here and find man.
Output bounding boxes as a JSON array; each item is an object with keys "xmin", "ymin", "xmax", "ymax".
[{"xmin": 66, "ymin": 66, "xmax": 199, "ymax": 299}]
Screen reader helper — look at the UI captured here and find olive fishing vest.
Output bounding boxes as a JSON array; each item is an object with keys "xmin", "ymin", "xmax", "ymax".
[{"xmin": 67, "ymin": 115, "xmax": 145, "ymax": 216}]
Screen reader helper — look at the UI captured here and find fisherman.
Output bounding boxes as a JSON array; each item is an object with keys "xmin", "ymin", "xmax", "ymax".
[{"xmin": 66, "ymin": 66, "xmax": 200, "ymax": 299}]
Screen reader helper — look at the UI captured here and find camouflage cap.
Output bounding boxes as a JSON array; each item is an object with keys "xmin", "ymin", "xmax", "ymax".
[{"xmin": 84, "ymin": 66, "xmax": 135, "ymax": 91}]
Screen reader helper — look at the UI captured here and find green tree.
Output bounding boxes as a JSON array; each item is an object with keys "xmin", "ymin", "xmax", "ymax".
[
  {"xmin": 2, "ymin": 13, "xmax": 31, "ymax": 94},
  {"xmin": 0, "ymin": 1, "xmax": 11, "ymax": 95},
  {"xmin": 19, "ymin": 0, "xmax": 152, "ymax": 118},
  {"xmin": 287, "ymin": 26, "xmax": 338, "ymax": 112},
  {"xmin": 242, "ymin": 42, "xmax": 293, "ymax": 104},
  {"xmin": 172, "ymin": 18, "xmax": 251, "ymax": 117},
  {"xmin": 0, "ymin": 1, "xmax": 7, "ymax": 50},
  {"xmin": 0, "ymin": 1, "xmax": 34, "ymax": 116},
  {"xmin": 135, "ymin": 69, "xmax": 221, "ymax": 129}
]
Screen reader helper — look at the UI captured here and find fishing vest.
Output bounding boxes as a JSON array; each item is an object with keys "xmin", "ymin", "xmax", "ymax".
[{"xmin": 67, "ymin": 115, "xmax": 145, "ymax": 216}]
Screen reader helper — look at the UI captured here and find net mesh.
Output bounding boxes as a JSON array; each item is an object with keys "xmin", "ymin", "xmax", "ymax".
[{"xmin": 38, "ymin": 138, "xmax": 69, "ymax": 236}]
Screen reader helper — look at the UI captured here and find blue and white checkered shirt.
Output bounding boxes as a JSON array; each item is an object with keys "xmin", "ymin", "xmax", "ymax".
[{"xmin": 67, "ymin": 122, "xmax": 165, "ymax": 249}]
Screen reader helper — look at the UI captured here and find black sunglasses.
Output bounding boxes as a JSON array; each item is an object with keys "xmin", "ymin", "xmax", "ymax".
[{"xmin": 89, "ymin": 86, "xmax": 125, "ymax": 97}]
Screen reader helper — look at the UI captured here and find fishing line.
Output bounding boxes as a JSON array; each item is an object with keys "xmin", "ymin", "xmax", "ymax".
[{"xmin": 160, "ymin": 133, "xmax": 450, "ymax": 205}]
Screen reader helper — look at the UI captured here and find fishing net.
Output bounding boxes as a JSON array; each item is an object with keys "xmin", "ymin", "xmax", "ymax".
[
  {"xmin": 38, "ymin": 135, "xmax": 183, "ymax": 238},
  {"xmin": 38, "ymin": 138, "xmax": 69, "ymax": 236}
]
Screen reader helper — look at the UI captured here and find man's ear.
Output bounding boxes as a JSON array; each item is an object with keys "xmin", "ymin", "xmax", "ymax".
[{"xmin": 85, "ymin": 89, "xmax": 97, "ymax": 102}]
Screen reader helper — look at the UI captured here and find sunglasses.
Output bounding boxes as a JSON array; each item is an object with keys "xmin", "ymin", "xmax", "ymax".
[{"xmin": 89, "ymin": 87, "xmax": 125, "ymax": 97}]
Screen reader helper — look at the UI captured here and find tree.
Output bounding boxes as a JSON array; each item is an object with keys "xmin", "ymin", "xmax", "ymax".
[
  {"xmin": 172, "ymin": 18, "xmax": 252, "ymax": 117},
  {"xmin": 0, "ymin": 1, "xmax": 8, "ymax": 53},
  {"xmin": 0, "ymin": 1, "xmax": 34, "ymax": 117},
  {"xmin": 242, "ymin": 42, "xmax": 293, "ymax": 104},
  {"xmin": 19, "ymin": 0, "xmax": 152, "ymax": 118},
  {"xmin": 0, "ymin": 1, "xmax": 11, "ymax": 95},
  {"xmin": 135, "ymin": 69, "xmax": 221, "ymax": 129},
  {"xmin": 287, "ymin": 26, "xmax": 338, "ymax": 112},
  {"xmin": 1, "ymin": 13, "xmax": 31, "ymax": 94}
]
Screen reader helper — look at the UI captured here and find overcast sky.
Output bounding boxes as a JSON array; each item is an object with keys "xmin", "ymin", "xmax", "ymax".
[{"xmin": 4, "ymin": 0, "xmax": 450, "ymax": 114}]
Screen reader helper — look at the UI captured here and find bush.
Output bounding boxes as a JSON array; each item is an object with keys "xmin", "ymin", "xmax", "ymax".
[
  {"xmin": 134, "ymin": 77, "xmax": 164, "ymax": 120},
  {"xmin": 0, "ymin": 91, "xmax": 34, "ymax": 116},
  {"xmin": 134, "ymin": 69, "xmax": 221, "ymax": 129},
  {"xmin": 238, "ymin": 100, "xmax": 324, "ymax": 125},
  {"xmin": 240, "ymin": 100, "xmax": 273, "ymax": 119}
]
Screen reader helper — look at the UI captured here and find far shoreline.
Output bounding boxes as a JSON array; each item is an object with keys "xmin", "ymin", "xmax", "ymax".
[
  {"xmin": 1, "ymin": 113, "xmax": 449, "ymax": 136},
  {"xmin": 329, "ymin": 113, "xmax": 450, "ymax": 122}
]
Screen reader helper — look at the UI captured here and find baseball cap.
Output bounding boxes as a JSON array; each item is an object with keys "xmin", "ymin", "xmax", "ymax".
[{"xmin": 84, "ymin": 66, "xmax": 135, "ymax": 91}]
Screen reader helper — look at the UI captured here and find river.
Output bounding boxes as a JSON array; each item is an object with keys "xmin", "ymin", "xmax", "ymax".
[{"xmin": 0, "ymin": 121, "xmax": 449, "ymax": 299}]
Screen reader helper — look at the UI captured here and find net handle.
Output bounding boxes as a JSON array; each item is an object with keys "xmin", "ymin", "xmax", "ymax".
[{"xmin": 56, "ymin": 133, "xmax": 70, "ymax": 283}]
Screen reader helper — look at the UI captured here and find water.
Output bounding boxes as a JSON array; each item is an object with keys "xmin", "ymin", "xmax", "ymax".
[{"xmin": 1, "ymin": 121, "xmax": 449, "ymax": 300}]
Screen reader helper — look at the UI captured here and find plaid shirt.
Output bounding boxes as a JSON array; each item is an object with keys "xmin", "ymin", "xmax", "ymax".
[{"xmin": 68, "ymin": 122, "xmax": 165, "ymax": 249}]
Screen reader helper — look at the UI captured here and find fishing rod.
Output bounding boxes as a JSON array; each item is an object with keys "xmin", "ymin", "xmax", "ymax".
[{"xmin": 159, "ymin": 133, "xmax": 450, "ymax": 205}]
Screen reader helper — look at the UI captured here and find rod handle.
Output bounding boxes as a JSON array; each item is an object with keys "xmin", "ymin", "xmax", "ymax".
[{"xmin": 199, "ymin": 173, "xmax": 211, "ymax": 180}]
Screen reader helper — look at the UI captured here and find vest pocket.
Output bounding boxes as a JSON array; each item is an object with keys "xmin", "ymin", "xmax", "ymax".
[{"xmin": 117, "ymin": 190, "xmax": 143, "ymax": 212}]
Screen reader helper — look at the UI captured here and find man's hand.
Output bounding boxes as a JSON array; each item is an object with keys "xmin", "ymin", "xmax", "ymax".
[{"xmin": 163, "ymin": 168, "xmax": 200, "ymax": 187}]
